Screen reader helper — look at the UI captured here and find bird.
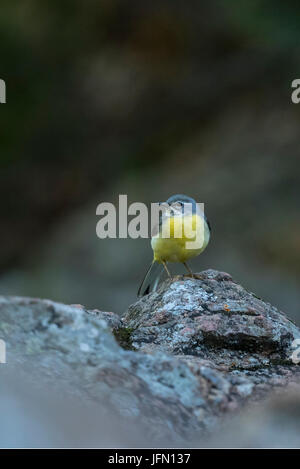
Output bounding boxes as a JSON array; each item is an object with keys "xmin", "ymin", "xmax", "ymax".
[{"xmin": 138, "ymin": 194, "xmax": 211, "ymax": 296}]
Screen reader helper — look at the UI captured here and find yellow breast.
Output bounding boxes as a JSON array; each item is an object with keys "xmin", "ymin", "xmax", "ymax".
[{"xmin": 151, "ymin": 214, "xmax": 209, "ymax": 263}]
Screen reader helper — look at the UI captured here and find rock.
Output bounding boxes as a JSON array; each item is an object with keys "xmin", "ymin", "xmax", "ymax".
[
  {"xmin": 1, "ymin": 271, "xmax": 300, "ymax": 446},
  {"xmin": 124, "ymin": 270, "xmax": 300, "ymax": 370},
  {"xmin": 0, "ymin": 295, "xmax": 216, "ymax": 443},
  {"xmin": 87, "ymin": 307, "xmax": 124, "ymax": 330},
  {"xmin": 203, "ymin": 385, "xmax": 300, "ymax": 448}
]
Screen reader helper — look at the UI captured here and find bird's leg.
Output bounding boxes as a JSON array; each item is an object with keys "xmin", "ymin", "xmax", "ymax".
[
  {"xmin": 183, "ymin": 262, "xmax": 194, "ymax": 278},
  {"xmin": 162, "ymin": 261, "xmax": 171, "ymax": 278}
]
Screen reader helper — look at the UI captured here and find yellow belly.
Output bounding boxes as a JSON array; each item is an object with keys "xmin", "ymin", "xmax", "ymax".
[{"xmin": 151, "ymin": 214, "xmax": 209, "ymax": 263}]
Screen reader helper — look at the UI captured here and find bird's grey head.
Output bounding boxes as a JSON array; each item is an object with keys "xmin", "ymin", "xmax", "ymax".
[
  {"xmin": 165, "ymin": 194, "xmax": 211, "ymax": 232},
  {"xmin": 166, "ymin": 194, "xmax": 197, "ymax": 214},
  {"xmin": 166, "ymin": 194, "xmax": 196, "ymax": 206}
]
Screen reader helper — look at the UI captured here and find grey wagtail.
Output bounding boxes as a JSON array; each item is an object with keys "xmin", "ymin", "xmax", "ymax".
[{"xmin": 138, "ymin": 194, "xmax": 211, "ymax": 296}]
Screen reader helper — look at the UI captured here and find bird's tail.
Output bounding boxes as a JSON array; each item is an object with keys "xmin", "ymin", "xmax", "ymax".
[{"xmin": 137, "ymin": 261, "xmax": 164, "ymax": 297}]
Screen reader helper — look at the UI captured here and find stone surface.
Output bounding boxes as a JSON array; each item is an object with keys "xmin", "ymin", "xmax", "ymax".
[
  {"xmin": 203, "ymin": 385, "xmax": 300, "ymax": 448},
  {"xmin": 124, "ymin": 270, "xmax": 300, "ymax": 370},
  {"xmin": 1, "ymin": 270, "xmax": 300, "ymax": 446}
]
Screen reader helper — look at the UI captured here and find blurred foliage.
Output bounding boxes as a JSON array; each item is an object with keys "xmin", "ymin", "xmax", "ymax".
[{"xmin": 225, "ymin": 0, "xmax": 300, "ymax": 48}]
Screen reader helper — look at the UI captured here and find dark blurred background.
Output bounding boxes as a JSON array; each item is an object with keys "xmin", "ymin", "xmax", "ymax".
[{"xmin": 0, "ymin": 1, "xmax": 299, "ymax": 318}]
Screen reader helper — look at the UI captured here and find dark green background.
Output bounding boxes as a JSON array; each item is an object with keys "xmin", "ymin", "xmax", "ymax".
[{"xmin": 0, "ymin": 1, "xmax": 299, "ymax": 318}]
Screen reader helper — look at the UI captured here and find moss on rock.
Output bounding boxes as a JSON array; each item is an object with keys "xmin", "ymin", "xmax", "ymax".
[{"xmin": 113, "ymin": 327, "xmax": 136, "ymax": 351}]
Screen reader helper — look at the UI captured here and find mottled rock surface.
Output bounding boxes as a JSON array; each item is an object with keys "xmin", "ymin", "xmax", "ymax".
[
  {"xmin": 1, "ymin": 270, "xmax": 300, "ymax": 446},
  {"xmin": 124, "ymin": 270, "xmax": 300, "ymax": 369}
]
